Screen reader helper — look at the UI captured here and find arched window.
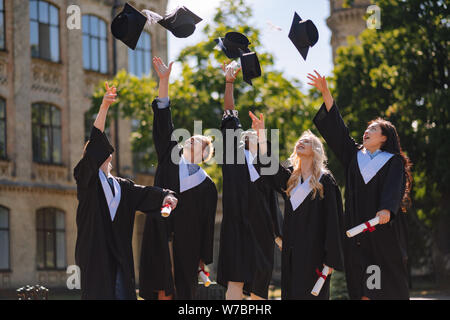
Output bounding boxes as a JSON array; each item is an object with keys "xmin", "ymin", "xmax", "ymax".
[
  {"xmin": 32, "ymin": 103, "xmax": 62, "ymax": 164},
  {"xmin": 29, "ymin": 0, "xmax": 60, "ymax": 62},
  {"xmin": 0, "ymin": 205, "xmax": 9, "ymax": 271},
  {"xmin": 82, "ymin": 15, "xmax": 108, "ymax": 73},
  {"xmin": 36, "ymin": 207, "xmax": 65, "ymax": 270},
  {"xmin": 128, "ymin": 31, "xmax": 151, "ymax": 78},
  {"xmin": 0, "ymin": 98, "xmax": 6, "ymax": 159}
]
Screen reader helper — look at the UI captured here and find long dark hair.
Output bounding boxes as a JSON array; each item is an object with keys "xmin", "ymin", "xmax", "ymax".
[{"xmin": 369, "ymin": 118, "xmax": 413, "ymax": 212}]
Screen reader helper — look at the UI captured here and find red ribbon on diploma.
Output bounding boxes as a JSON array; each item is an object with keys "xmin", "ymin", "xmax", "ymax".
[
  {"xmin": 362, "ymin": 221, "xmax": 376, "ymax": 233},
  {"xmin": 315, "ymin": 268, "xmax": 327, "ymax": 281},
  {"xmin": 161, "ymin": 203, "xmax": 171, "ymax": 210},
  {"xmin": 198, "ymin": 266, "xmax": 210, "ymax": 277}
]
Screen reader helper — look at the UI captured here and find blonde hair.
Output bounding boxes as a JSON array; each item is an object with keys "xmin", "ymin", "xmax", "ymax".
[{"xmin": 285, "ymin": 130, "xmax": 329, "ymax": 199}]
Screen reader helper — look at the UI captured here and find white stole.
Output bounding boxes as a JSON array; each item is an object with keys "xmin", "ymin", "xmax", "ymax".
[
  {"xmin": 179, "ymin": 155, "xmax": 208, "ymax": 193},
  {"xmin": 244, "ymin": 149, "xmax": 260, "ymax": 182},
  {"xmin": 289, "ymin": 172, "xmax": 324, "ymax": 211},
  {"xmin": 357, "ymin": 148, "xmax": 394, "ymax": 184},
  {"xmin": 98, "ymin": 170, "xmax": 122, "ymax": 221}
]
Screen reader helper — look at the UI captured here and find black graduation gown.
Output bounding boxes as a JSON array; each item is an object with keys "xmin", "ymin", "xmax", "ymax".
[
  {"xmin": 314, "ymin": 102, "xmax": 409, "ymax": 300},
  {"xmin": 255, "ymin": 160, "xmax": 344, "ymax": 300},
  {"xmin": 139, "ymin": 99, "xmax": 218, "ymax": 300},
  {"xmin": 74, "ymin": 126, "xmax": 171, "ymax": 300},
  {"xmin": 217, "ymin": 114, "xmax": 283, "ymax": 299}
]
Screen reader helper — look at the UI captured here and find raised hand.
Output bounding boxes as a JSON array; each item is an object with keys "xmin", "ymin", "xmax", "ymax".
[
  {"xmin": 249, "ymin": 111, "xmax": 265, "ymax": 133},
  {"xmin": 221, "ymin": 61, "xmax": 241, "ymax": 83},
  {"xmin": 101, "ymin": 82, "xmax": 117, "ymax": 109},
  {"xmin": 307, "ymin": 70, "xmax": 328, "ymax": 93},
  {"xmin": 153, "ymin": 56, "xmax": 173, "ymax": 81},
  {"xmin": 307, "ymin": 70, "xmax": 334, "ymax": 111},
  {"xmin": 162, "ymin": 194, "xmax": 178, "ymax": 210}
]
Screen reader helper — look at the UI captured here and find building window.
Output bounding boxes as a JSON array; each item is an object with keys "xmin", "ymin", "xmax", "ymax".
[
  {"xmin": 0, "ymin": 0, "xmax": 5, "ymax": 50},
  {"xmin": 0, "ymin": 206, "xmax": 9, "ymax": 271},
  {"xmin": 29, "ymin": 0, "xmax": 60, "ymax": 62},
  {"xmin": 82, "ymin": 15, "xmax": 108, "ymax": 74},
  {"xmin": 32, "ymin": 103, "xmax": 62, "ymax": 164},
  {"xmin": 128, "ymin": 31, "xmax": 151, "ymax": 78},
  {"xmin": 0, "ymin": 98, "xmax": 5, "ymax": 159},
  {"xmin": 36, "ymin": 208, "xmax": 65, "ymax": 270}
]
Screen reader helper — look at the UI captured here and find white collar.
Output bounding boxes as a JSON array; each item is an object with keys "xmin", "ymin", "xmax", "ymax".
[
  {"xmin": 357, "ymin": 148, "xmax": 394, "ymax": 184},
  {"xmin": 244, "ymin": 149, "xmax": 260, "ymax": 182},
  {"xmin": 289, "ymin": 172, "xmax": 324, "ymax": 211},
  {"xmin": 179, "ymin": 155, "xmax": 208, "ymax": 193},
  {"xmin": 98, "ymin": 170, "xmax": 121, "ymax": 221}
]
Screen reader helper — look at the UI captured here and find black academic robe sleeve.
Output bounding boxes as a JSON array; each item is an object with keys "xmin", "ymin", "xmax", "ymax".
[
  {"xmin": 74, "ymin": 126, "xmax": 114, "ymax": 189},
  {"xmin": 152, "ymin": 99, "xmax": 178, "ymax": 162},
  {"xmin": 313, "ymin": 102, "xmax": 359, "ymax": 168},
  {"xmin": 221, "ymin": 112, "xmax": 242, "ymax": 164},
  {"xmin": 253, "ymin": 140, "xmax": 291, "ymax": 195},
  {"xmin": 322, "ymin": 175, "xmax": 345, "ymax": 272},
  {"xmin": 378, "ymin": 156, "xmax": 405, "ymax": 217},
  {"xmin": 124, "ymin": 179, "xmax": 176, "ymax": 218},
  {"xmin": 199, "ymin": 183, "xmax": 218, "ymax": 265},
  {"xmin": 266, "ymin": 183, "xmax": 283, "ymax": 239}
]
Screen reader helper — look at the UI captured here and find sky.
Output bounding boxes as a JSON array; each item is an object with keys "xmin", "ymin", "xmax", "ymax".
[{"xmin": 165, "ymin": 0, "xmax": 334, "ymax": 92}]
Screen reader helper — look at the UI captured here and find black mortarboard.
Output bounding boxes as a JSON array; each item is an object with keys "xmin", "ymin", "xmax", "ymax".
[
  {"xmin": 240, "ymin": 51, "xmax": 261, "ymax": 86},
  {"xmin": 214, "ymin": 32, "xmax": 251, "ymax": 59},
  {"xmin": 157, "ymin": 6, "xmax": 202, "ymax": 38},
  {"xmin": 288, "ymin": 12, "xmax": 319, "ymax": 60},
  {"xmin": 111, "ymin": 3, "xmax": 147, "ymax": 50}
]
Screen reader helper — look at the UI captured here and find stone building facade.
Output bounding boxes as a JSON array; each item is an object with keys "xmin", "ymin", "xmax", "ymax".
[
  {"xmin": 0, "ymin": 0, "xmax": 170, "ymax": 290},
  {"xmin": 327, "ymin": 0, "xmax": 371, "ymax": 61}
]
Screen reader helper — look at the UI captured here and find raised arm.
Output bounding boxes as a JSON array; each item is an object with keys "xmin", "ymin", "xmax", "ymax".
[
  {"xmin": 222, "ymin": 62, "xmax": 241, "ymax": 111},
  {"xmin": 74, "ymin": 83, "xmax": 116, "ymax": 188},
  {"xmin": 152, "ymin": 57, "xmax": 177, "ymax": 162},
  {"xmin": 93, "ymin": 82, "xmax": 116, "ymax": 132},
  {"xmin": 220, "ymin": 62, "xmax": 243, "ymax": 166},
  {"xmin": 308, "ymin": 71, "xmax": 359, "ymax": 168}
]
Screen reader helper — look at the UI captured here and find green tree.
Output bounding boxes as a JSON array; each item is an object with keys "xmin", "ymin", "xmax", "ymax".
[{"xmin": 333, "ymin": 0, "xmax": 449, "ymax": 285}]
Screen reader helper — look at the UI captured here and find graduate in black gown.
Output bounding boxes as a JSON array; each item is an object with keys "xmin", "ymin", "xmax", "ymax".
[
  {"xmin": 217, "ymin": 62, "xmax": 283, "ymax": 300},
  {"xmin": 309, "ymin": 71, "xmax": 413, "ymax": 300},
  {"xmin": 139, "ymin": 57, "xmax": 218, "ymax": 300},
  {"xmin": 74, "ymin": 82, "xmax": 178, "ymax": 300},
  {"xmin": 249, "ymin": 111, "xmax": 344, "ymax": 299}
]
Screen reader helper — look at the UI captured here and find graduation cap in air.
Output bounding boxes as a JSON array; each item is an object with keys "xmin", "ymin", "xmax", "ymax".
[
  {"xmin": 111, "ymin": 2, "xmax": 148, "ymax": 50},
  {"xmin": 143, "ymin": 6, "xmax": 202, "ymax": 38},
  {"xmin": 214, "ymin": 32, "xmax": 251, "ymax": 59},
  {"xmin": 288, "ymin": 12, "xmax": 319, "ymax": 60},
  {"xmin": 240, "ymin": 51, "xmax": 261, "ymax": 86}
]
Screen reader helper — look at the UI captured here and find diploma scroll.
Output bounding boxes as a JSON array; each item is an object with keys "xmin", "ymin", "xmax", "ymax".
[
  {"xmin": 198, "ymin": 267, "xmax": 211, "ymax": 287},
  {"xmin": 161, "ymin": 204, "xmax": 172, "ymax": 218},
  {"xmin": 311, "ymin": 265, "xmax": 330, "ymax": 296},
  {"xmin": 346, "ymin": 217, "xmax": 380, "ymax": 238}
]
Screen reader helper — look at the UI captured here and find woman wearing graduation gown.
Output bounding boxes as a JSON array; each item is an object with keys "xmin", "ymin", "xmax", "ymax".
[
  {"xmin": 139, "ymin": 57, "xmax": 218, "ymax": 300},
  {"xmin": 217, "ymin": 62, "xmax": 283, "ymax": 300},
  {"xmin": 74, "ymin": 83, "xmax": 178, "ymax": 300},
  {"xmin": 249, "ymin": 112, "xmax": 344, "ymax": 299},
  {"xmin": 309, "ymin": 71, "xmax": 413, "ymax": 300}
]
